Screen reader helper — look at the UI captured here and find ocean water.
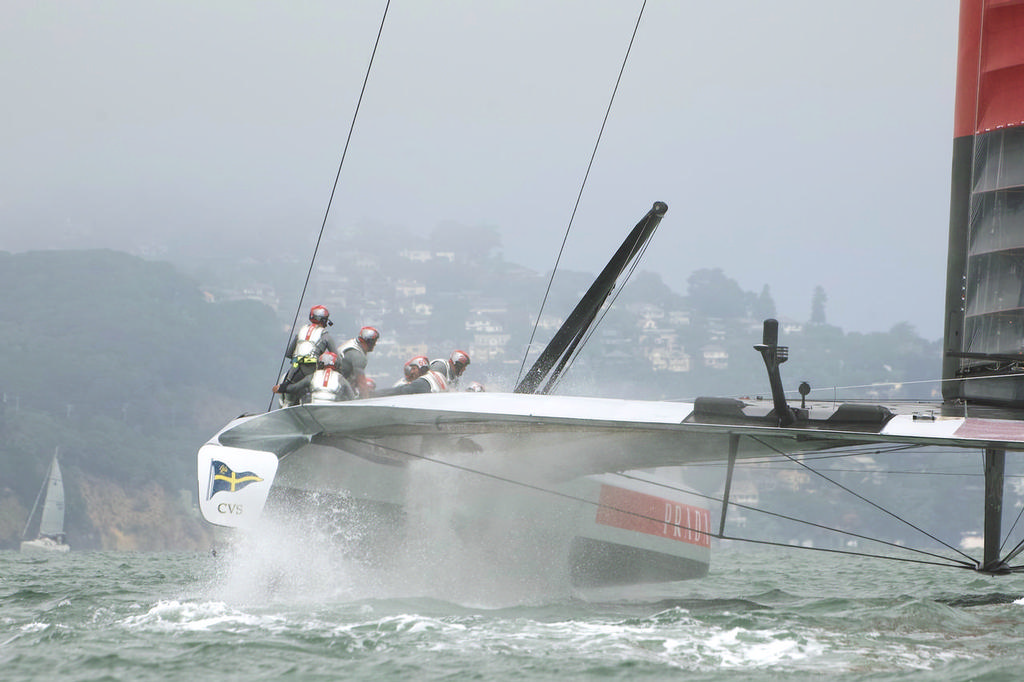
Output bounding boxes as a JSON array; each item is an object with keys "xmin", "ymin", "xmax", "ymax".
[{"xmin": 2, "ymin": 539, "xmax": 1024, "ymax": 682}]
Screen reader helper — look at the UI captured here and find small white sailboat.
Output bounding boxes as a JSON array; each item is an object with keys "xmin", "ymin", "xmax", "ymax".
[{"xmin": 20, "ymin": 448, "xmax": 70, "ymax": 554}]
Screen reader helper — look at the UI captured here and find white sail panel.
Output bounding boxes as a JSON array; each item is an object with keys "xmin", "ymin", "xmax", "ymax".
[{"xmin": 37, "ymin": 457, "xmax": 65, "ymax": 538}]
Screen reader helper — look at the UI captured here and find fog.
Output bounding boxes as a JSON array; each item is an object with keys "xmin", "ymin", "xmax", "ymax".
[{"xmin": 1, "ymin": 1, "xmax": 958, "ymax": 338}]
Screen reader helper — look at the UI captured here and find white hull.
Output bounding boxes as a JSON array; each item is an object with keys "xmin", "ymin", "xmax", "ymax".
[
  {"xmin": 20, "ymin": 537, "xmax": 70, "ymax": 554},
  {"xmin": 199, "ymin": 388, "xmax": 1024, "ymax": 584},
  {"xmin": 199, "ymin": 386, "xmax": 1024, "ymax": 584},
  {"xmin": 267, "ymin": 444, "xmax": 711, "ymax": 586},
  {"xmin": 198, "ymin": 396, "xmax": 716, "ymax": 586}
]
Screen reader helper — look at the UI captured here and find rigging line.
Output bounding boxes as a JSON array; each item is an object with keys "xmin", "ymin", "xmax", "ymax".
[
  {"xmin": 700, "ymin": 365, "xmax": 1024, "ymax": 406},
  {"xmin": 794, "ymin": 372, "xmax": 1024, "ymax": 396},
  {"xmin": 716, "ymin": 534, "xmax": 979, "ymax": 571},
  {"xmin": 758, "ymin": 450, "xmax": 971, "ymax": 468},
  {"xmin": 685, "ymin": 461, "xmax": 1006, "ymax": 477},
  {"xmin": 754, "ymin": 444, "xmax": 921, "ymax": 462},
  {"xmin": 338, "ymin": 434, "xmax": 714, "ymax": 541},
  {"xmin": 611, "ymin": 471, "xmax": 972, "ymax": 567},
  {"xmin": 795, "ymin": 377, "xmax": 944, "ymax": 393},
  {"xmin": 20, "ymin": 463, "xmax": 48, "ymax": 540},
  {"xmin": 673, "ymin": 445, "xmax": 925, "ymax": 470},
  {"xmin": 999, "ymin": 534, "xmax": 1024, "ymax": 565},
  {"xmin": 516, "ymin": 0, "xmax": 649, "ymax": 387},
  {"xmin": 771, "ymin": 468, "xmax": 1003, "ymax": 477},
  {"xmin": 686, "ymin": 462, "xmax": 991, "ymax": 476},
  {"xmin": 749, "ymin": 434, "xmax": 976, "ymax": 563},
  {"xmin": 269, "ymin": 0, "xmax": 392, "ymax": 413},
  {"xmin": 999, "ymin": 475, "xmax": 1024, "ymax": 559},
  {"xmin": 340, "ymin": 431, "xmax": 975, "ymax": 570},
  {"xmin": 1000, "ymin": 508, "xmax": 1024, "ymax": 560}
]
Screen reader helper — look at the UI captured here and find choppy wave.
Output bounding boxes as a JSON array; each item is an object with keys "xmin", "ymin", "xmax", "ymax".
[{"xmin": 3, "ymin": 546, "xmax": 1024, "ymax": 680}]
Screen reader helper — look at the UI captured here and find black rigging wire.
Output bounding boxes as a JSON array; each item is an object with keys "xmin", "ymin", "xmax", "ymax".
[
  {"xmin": 672, "ymin": 444, "xmax": 923, "ymax": 471},
  {"xmin": 747, "ymin": 434, "xmax": 977, "ymax": 564},
  {"xmin": 1000, "ymin": 512, "xmax": 1024, "ymax": 563},
  {"xmin": 336, "ymin": 432, "xmax": 989, "ymax": 572},
  {"xmin": 268, "ymin": 0, "xmax": 392, "ymax": 412},
  {"xmin": 713, "ymin": 536, "xmax": 978, "ymax": 571},
  {"xmin": 687, "ymin": 444, "xmax": 1007, "ymax": 475},
  {"xmin": 516, "ymin": 0, "xmax": 649, "ymax": 387},
  {"xmin": 998, "ymin": 475, "xmax": 1024, "ymax": 562}
]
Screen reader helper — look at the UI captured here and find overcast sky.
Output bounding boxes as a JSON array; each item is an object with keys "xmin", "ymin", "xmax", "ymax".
[{"xmin": 1, "ymin": 1, "xmax": 959, "ymax": 339}]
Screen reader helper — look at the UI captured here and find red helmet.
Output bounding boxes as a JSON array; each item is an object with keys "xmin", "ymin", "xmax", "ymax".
[
  {"xmin": 404, "ymin": 355, "xmax": 429, "ymax": 380},
  {"xmin": 450, "ymin": 350, "xmax": 470, "ymax": 375},
  {"xmin": 466, "ymin": 381, "xmax": 485, "ymax": 392},
  {"xmin": 358, "ymin": 326, "xmax": 380, "ymax": 350},
  {"xmin": 309, "ymin": 305, "xmax": 330, "ymax": 326},
  {"xmin": 318, "ymin": 351, "xmax": 338, "ymax": 369}
]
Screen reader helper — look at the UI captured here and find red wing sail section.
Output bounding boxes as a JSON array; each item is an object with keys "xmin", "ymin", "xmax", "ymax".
[
  {"xmin": 943, "ymin": 0, "xmax": 1024, "ymax": 406},
  {"xmin": 954, "ymin": 0, "xmax": 1024, "ymax": 136}
]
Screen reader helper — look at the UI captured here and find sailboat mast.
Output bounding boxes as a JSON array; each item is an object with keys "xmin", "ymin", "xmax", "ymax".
[{"xmin": 942, "ymin": 0, "xmax": 1024, "ymax": 407}]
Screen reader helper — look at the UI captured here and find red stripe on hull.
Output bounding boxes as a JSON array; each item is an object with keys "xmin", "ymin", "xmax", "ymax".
[{"xmin": 595, "ymin": 485, "xmax": 711, "ymax": 548}]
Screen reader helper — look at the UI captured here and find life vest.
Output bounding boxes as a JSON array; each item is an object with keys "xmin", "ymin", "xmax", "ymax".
[
  {"xmin": 428, "ymin": 359, "xmax": 461, "ymax": 390},
  {"xmin": 429, "ymin": 358, "xmax": 450, "ymax": 380},
  {"xmin": 421, "ymin": 370, "xmax": 448, "ymax": 393},
  {"xmin": 309, "ymin": 367, "xmax": 349, "ymax": 403},
  {"xmin": 338, "ymin": 338, "xmax": 368, "ymax": 379},
  {"xmin": 294, "ymin": 324, "xmax": 328, "ymax": 363}
]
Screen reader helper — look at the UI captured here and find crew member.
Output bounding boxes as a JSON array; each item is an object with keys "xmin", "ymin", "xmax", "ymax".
[
  {"xmin": 276, "ymin": 305, "xmax": 338, "ymax": 407},
  {"xmin": 430, "ymin": 350, "xmax": 470, "ymax": 390},
  {"xmin": 375, "ymin": 366, "xmax": 447, "ymax": 396},
  {"xmin": 465, "ymin": 381, "xmax": 485, "ymax": 392},
  {"xmin": 393, "ymin": 355, "xmax": 430, "ymax": 387},
  {"xmin": 273, "ymin": 351, "xmax": 355, "ymax": 404},
  {"xmin": 338, "ymin": 326, "xmax": 380, "ymax": 397},
  {"xmin": 309, "ymin": 352, "xmax": 356, "ymax": 403}
]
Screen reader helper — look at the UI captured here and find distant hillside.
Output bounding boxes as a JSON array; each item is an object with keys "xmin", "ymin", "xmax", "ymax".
[{"xmin": 0, "ymin": 249, "xmax": 282, "ymax": 549}]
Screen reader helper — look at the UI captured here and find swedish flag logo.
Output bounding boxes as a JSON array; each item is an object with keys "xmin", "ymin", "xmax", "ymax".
[{"xmin": 209, "ymin": 460, "xmax": 264, "ymax": 498}]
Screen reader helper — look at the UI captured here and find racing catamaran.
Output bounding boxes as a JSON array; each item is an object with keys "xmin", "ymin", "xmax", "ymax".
[{"xmin": 198, "ymin": 0, "xmax": 1024, "ymax": 583}]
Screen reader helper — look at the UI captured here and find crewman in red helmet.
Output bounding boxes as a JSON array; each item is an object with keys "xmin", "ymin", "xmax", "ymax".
[
  {"xmin": 274, "ymin": 305, "xmax": 338, "ymax": 407},
  {"xmin": 429, "ymin": 350, "xmax": 470, "ymax": 391},
  {"xmin": 338, "ymin": 326, "xmax": 380, "ymax": 397}
]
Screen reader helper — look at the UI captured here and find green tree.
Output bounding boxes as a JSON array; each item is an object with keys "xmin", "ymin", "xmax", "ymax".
[
  {"xmin": 810, "ymin": 285, "xmax": 827, "ymax": 324},
  {"xmin": 754, "ymin": 284, "xmax": 776, "ymax": 320},
  {"xmin": 686, "ymin": 268, "xmax": 747, "ymax": 318},
  {"xmin": 619, "ymin": 271, "xmax": 685, "ymax": 308}
]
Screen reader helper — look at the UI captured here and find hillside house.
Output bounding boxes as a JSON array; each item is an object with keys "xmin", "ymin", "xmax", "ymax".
[{"xmin": 701, "ymin": 345, "xmax": 729, "ymax": 369}]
